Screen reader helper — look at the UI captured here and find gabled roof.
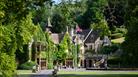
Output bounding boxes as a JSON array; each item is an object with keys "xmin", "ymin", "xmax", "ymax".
[
  {"xmin": 78, "ymin": 29, "xmax": 100, "ymax": 43},
  {"xmin": 51, "ymin": 34, "xmax": 59, "ymax": 44},
  {"xmin": 51, "ymin": 29, "xmax": 100, "ymax": 44},
  {"xmin": 51, "ymin": 33, "xmax": 65, "ymax": 44}
]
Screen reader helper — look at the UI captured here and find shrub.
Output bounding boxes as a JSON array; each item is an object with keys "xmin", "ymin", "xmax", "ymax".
[
  {"xmin": 107, "ymin": 57, "xmax": 121, "ymax": 65},
  {"xmin": 107, "ymin": 57, "xmax": 122, "ymax": 68},
  {"xmin": 100, "ymin": 44, "xmax": 119, "ymax": 54},
  {"xmin": 47, "ymin": 63, "xmax": 53, "ymax": 69},
  {"xmin": 19, "ymin": 61, "xmax": 36, "ymax": 70}
]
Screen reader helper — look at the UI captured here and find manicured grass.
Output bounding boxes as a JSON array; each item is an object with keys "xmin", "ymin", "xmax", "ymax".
[
  {"xmin": 17, "ymin": 75, "xmax": 31, "ymax": 77},
  {"xmin": 57, "ymin": 74, "xmax": 138, "ymax": 77},
  {"xmin": 0, "ymin": 70, "xmax": 32, "ymax": 77},
  {"xmin": 111, "ymin": 37, "xmax": 125, "ymax": 43},
  {"xmin": 57, "ymin": 70, "xmax": 138, "ymax": 77},
  {"xmin": 17, "ymin": 70, "xmax": 33, "ymax": 77},
  {"xmin": 17, "ymin": 70, "xmax": 33, "ymax": 74}
]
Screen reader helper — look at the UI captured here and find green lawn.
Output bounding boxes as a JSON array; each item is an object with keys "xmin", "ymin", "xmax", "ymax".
[
  {"xmin": 1, "ymin": 70, "xmax": 138, "ymax": 77},
  {"xmin": 17, "ymin": 70, "xmax": 33, "ymax": 74},
  {"xmin": 17, "ymin": 70, "xmax": 33, "ymax": 77},
  {"xmin": 111, "ymin": 37, "xmax": 125, "ymax": 43},
  {"xmin": 57, "ymin": 71, "xmax": 138, "ymax": 77},
  {"xmin": 0, "ymin": 70, "xmax": 32, "ymax": 77}
]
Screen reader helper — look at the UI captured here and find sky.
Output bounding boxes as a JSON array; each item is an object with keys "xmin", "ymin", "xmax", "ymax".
[{"xmin": 53, "ymin": 0, "xmax": 61, "ymax": 4}]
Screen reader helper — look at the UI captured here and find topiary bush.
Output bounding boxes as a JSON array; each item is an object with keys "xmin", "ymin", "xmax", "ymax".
[{"xmin": 19, "ymin": 61, "xmax": 36, "ymax": 70}]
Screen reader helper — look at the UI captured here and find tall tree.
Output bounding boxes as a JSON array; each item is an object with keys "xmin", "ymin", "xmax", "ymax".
[
  {"xmin": 51, "ymin": 11, "xmax": 66, "ymax": 33},
  {"xmin": 78, "ymin": 0, "xmax": 108, "ymax": 29},
  {"xmin": 0, "ymin": 24, "xmax": 17, "ymax": 76},
  {"xmin": 122, "ymin": 0, "xmax": 138, "ymax": 66},
  {"xmin": 104, "ymin": 0, "xmax": 125, "ymax": 30},
  {"xmin": 0, "ymin": 0, "xmax": 45, "ymax": 76},
  {"xmin": 33, "ymin": 0, "xmax": 53, "ymax": 31},
  {"xmin": 52, "ymin": 0, "xmax": 78, "ymax": 33}
]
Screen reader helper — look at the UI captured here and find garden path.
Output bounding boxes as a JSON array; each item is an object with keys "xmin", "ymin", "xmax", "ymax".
[{"xmin": 31, "ymin": 70, "xmax": 53, "ymax": 77}]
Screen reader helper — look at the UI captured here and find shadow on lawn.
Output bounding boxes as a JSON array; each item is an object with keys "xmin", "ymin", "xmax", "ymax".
[
  {"xmin": 18, "ymin": 74, "xmax": 50, "ymax": 77},
  {"xmin": 57, "ymin": 74, "xmax": 138, "ymax": 77}
]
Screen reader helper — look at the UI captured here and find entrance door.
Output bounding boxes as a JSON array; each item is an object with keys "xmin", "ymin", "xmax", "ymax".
[
  {"xmin": 88, "ymin": 59, "xmax": 92, "ymax": 67},
  {"xmin": 66, "ymin": 60, "xmax": 73, "ymax": 68},
  {"xmin": 41, "ymin": 60, "xmax": 46, "ymax": 70}
]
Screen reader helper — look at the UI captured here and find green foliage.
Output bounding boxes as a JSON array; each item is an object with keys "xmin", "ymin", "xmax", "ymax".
[
  {"xmin": 0, "ymin": 25, "xmax": 17, "ymax": 77},
  {"xmin": 52, "ymin": 13, "xmax": 66, "ymax": 33},
  {"xmin": 111, "ymin": 37, "xmax": 125, "ymax": 44},
  {"xmin": 60, "ymin": 32, "xmax": 70, "ymax": 50},
  {"xmin": 17, "ymin": 14, "xmax": 37, "ymax": 45},
  {"xmin": 92, "ymin": 19, "xmax": 111, "ymax": 37},
  {"xmin": 78, "ymin": 0, "xmax": 108, "ymax": 29},
  {"xmin": 33, "ymin": 25, "xmax": 54, "ymax": 69},
  {"xmin": 0, "ymin": 53, "xmax": 16, "ymax": 77},
  {"xmin": 19, "ymin": 61, "xmax": 36, "ymax": 70},
  {"xmin": 75, "ymin": 0, "xmax": 110, "ymax": 37},
  {"xmin": 16, "ymin": 45, "xmax": 30, "ymax": 65},
  {"xmin": 45, "ymin": 32, "xmax": 55, "ymax": 69},
  {"xmin": 0, "ymin": 0, "xmax": 52, "ymax": 76},
  {"xmin": 33, "ymin": 2, "xmax": 52, "ymax": 31},
  {"xmin": 111, "ymin": 27, "xmax": 127, "ymax": 39},
  {"xmin": 15, "ymin": 14, "xmax": 37, "ymax": 65},
  {"xmin": 104, "ymin": 0, "xmax": 126, "ymax": 30},
  {"xmin": 47, "ymin": 63, "xmax": 53, "ymax": 69},
  {"xmin": 0, "ymin": 0, "xmax": 5, "ymax": 20},
  {"xmin": 34, "ymin": 24, "xmax": 46, "ymax": 43},
  {"xmin": 0, "ymin": 1, "xmax": 37, "ymax": 76},
  {"xmin": 54, "ymin": 32, "xmax": 74, "ymax": 64},
  {"xmin": 53, "ymin": 46, "xmax": 67, "ymax": 63},
  {"xmin": 52, "ymin": 0, "xmax": 80, "ymax": 33},
  {"xmin": 100, "ymin": 44, "xmax": 119, "ymax": 54},
  {"xmin": 113, "ymin": 27, "xmax": 127, "ymax": 34},
  {"xmin": 54, "ymin": 32, "xmax": 70, "ymax": 63},
  {"xmin": 0, "ymin": 26, "xmax": 14, "ymax": 53},
  {"xmin": 107, "ymin": 57, "xmax": 121, "ymax": 65},
  {"xmin": 1, "ymin": 0, "xmax": 50, "ymax": 23},
  {"xmin": 122, "ymin": 0, "xmax": 138, "ymax": 66}
]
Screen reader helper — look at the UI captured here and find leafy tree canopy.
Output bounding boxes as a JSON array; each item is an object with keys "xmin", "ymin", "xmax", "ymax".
[{"xmin": 122, "ymin": 0, "xmax": 138, "ymax": 66}]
